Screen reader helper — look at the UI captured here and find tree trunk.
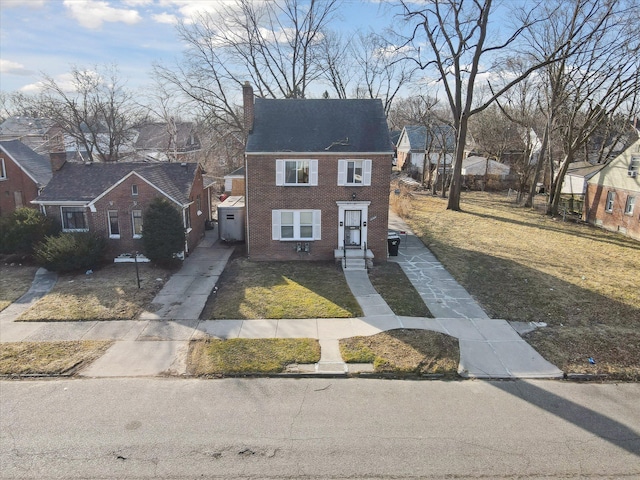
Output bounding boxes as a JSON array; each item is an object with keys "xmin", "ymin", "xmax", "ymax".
[
  {"xmin": 524, "ymin": 123, "xmax": 549, "ymax": 208},
  {"xmin": 447, "ymin": 117, "xmax": 469, "ymax": 211}
]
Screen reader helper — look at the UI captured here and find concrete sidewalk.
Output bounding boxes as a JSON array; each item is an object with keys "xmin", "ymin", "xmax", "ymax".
[{"xmin": 0, "ymin": 215, "xmax": 563, "ymax": 379}]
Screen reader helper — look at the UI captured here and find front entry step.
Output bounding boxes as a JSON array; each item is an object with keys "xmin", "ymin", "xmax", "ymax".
[
  {"xmin": 341, "ymin": 258, "xmax": 367, "ymax": 270},
  {"xmin": 334, "ymin": 248, "xmax": 374, "ymax": 270}
]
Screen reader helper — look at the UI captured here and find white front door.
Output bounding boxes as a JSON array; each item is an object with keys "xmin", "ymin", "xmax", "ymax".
[{"xmin": 336, "ymin": 201, "xmax": 370, "ymax": 250}]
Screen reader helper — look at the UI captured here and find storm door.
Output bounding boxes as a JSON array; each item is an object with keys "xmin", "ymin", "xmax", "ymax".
[{"xmin": 344, "ymin": 210, "xmax": 362, "ymax": 247}]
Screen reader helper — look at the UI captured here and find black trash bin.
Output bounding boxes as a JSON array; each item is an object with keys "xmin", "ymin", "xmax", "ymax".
[{"xmin": 387, "ymin": 231, "xmax": 400, "ymax": 256}]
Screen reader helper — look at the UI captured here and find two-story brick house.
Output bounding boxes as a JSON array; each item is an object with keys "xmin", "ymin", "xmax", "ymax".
[
  {"xmin": 243, "ymin": 84, "xmax": 393, "ymax": 267},
  {"xmin": 32, "ymin": 162, "xmax": 210, "ymax": 257},
  {"xmin": 0, "ymin": 140, "xmax": 53, "ymax": 216}
]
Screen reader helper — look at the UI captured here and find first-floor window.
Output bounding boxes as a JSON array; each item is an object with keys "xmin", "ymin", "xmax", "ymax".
[
  {"xmin": 61, "ymin": 206, "xmax": 88, "ymax": 231},
  {"xmin": 108, "ymin": 210, "xmax": 120, "ymax": 238},
  {"xmin": 132, "ymin": 210, "xmax": 143, "ymax": 237},
  {"xmin": 605, "ymin": 191, "xmax": 615, "ymax": 212},
  {"xmin": 624, "ymin": 196, "xmax": 635, "ymax": 215},
  {"xmin": 272, "ymin": 210, "xmax": 321, "ymax": 240}
]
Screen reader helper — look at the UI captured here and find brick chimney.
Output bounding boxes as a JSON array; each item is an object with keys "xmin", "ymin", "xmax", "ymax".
[{"xmin": 243, "ymin": 81, "xmax": 254, "ymax": 135}]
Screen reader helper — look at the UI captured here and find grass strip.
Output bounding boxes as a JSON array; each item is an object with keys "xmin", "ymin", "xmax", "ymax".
[
  {"xmin": 340, "ymin": 329, "xmax": 459, "ymax": 377},
  {"xmin": 0, "ymin": 264, "xmax": 38, "ymax": 312},
  {"xmin": 188, "ymin": 338, "xmax": 321, "ymax": 375},
  {"xmin": 0, "ymin": 341, "xmax": 113, "ymax": 375},
  {"xmin": 368, "ymin": 262, "xmax": 432, "ymax": 317}
]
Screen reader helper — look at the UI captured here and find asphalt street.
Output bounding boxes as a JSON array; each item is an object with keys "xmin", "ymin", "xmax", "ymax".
[{"xmin": 1, "ymin": 378, "xmax": 639, "ymax": 479}]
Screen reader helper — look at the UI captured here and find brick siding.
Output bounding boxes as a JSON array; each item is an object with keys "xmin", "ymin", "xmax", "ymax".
[
  {"xmin": 586, "ymin": 183, "xmax": 640, "ymax": 240},
  {"xmin": 0, "ymin": 152, "xmax": 40, "ymax": 216},
  {"xmin": 246, "ymin": 154, "xmax": 391, "ymax": 262}
]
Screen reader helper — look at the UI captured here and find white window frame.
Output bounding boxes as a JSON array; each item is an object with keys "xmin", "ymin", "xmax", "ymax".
[
  {"xmin": 624, "ymin": 196, "xmax": 635, "ymax": 215},
  {"xmin": 61, "ymin": 206, "xmax": 89, "ymax": 232},
  {"xmin": 132, "ymin": 209, "xmax": 143, "ymax": 238},
  {"xmin": 337, "ymin": 159, "xmax": 372, "ymax": 186},
  {"xmin": 107, "ymin": 210, "xmax": 120, "ymax": 239},
  {"xmin": 276, "ymin": 159, "xmax": 318, "ymax": 186},
  {"xmin": 131, "ymin": 184, "xmax": 138, "ymax": 196},
  {"xmin": 605, "ymin": 191, "xmax": 615, "ymax": 213},
  {"xmin": 629, "ymin": 157, "xmax": 639, "ymax": 176},
  {"xmin": 272, "ymin": 210, "xmax": 321, "ymax": 241},
  {"xmin": 0, "ymin": 158, "xmax": 6, "ymax": 180}
]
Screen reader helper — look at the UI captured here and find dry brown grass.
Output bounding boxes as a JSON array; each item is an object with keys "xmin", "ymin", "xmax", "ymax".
[
  {"xmin": 368, "ymin": 262, "xmax": 432, "ymax": 317},
  {"xmin": 340, "ymin": 329, "xmax": 459, "ymax": 376},
  {"xmin": 18, "ymin": 263, "xmax": 173, "ymax": 321},
  {"xmin": 0, "ymin": 341, "xmax": 112, "ymax": 375},
  {"xmin": 0, "ymin": 263, "xmax": 38, "ymax": 312},
  {"xmin": 188, "ymin": 338, "xmax": 321, "ymax": 375},
  {"xmin": 396, "ymin": 189, "xmax": 640, "ymax": 380}
]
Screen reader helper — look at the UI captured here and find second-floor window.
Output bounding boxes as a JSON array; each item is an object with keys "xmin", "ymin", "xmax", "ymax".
[
  {"xmin": 132, "ymin": 184, "xmax": 138, "ymax": 196},
  {"xmin": 337, "ymin": 159, "xmax": 372, "ymax": 186},
  {"xmin": 276, "ymin": 159, "xmax": 318, "ymax": 186}
]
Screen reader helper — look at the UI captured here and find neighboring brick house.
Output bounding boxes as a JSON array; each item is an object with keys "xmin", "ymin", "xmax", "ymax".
[
  {"xmin": 586, "ymin": 138, "xmax": 640, "ymax": 240},
  {"xmin": 32, "ymin": 162, "xmax": 210, "ymax": 257},
  {"xmin": 243, "ymin": 84, "xmax": 393, "ymax": 267},
  {"xmin": 223, "ymin": 166, "xmax": 245, "ymax": 196},
  {"xmin": 0, "ymin": 140, "xmax": 53, "ymax": 216}
]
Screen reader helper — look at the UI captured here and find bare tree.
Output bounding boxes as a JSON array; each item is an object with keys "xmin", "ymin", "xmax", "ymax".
[
  {"xmin": 154, "ymin": 0, "xmax": 340, "ymax": 138},
  {"xmin": 520, "ymin": 0, "xmax": 640, "ymax": 215},
  {"xmin": 34, "ymin": 65, "xmax": 140, "ymax": 162},
  {"xmin": 398, "ymin": 0, "xmax": 576, "ymax": 211}
]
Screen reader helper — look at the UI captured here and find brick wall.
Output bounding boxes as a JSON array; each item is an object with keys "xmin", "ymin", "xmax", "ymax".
[
  {"xmin": 43, "ymin": 165, "xmax": 209, "ymax": 257},
  {"xmin": 0, "ymin": 152, "xmax": 40, "ymax": 216},
  {"xmin": 245, "ymin": 154, "xmax": 391, "ymax": 262},
  {"xmin": 586, "ymin": 183, "xmax": 639, "ymax": 240}
]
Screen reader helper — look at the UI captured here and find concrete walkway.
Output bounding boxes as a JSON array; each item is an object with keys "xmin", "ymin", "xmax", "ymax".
[{"xmin": 0, "ymin": 216, "xmax": 563, "ymax": 379}]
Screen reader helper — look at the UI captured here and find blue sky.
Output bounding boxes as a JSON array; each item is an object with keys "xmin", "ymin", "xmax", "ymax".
[{"xmin": 0, "ymin": 0, "xmax": 395, "ymax": 94}]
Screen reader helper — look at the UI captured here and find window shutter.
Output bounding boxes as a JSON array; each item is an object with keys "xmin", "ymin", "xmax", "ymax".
[
  {"xmin": 363, "ymin": 159, "xmax": 372, "ymax": 186},
  {"xmin": 313, "ymin": 210, "xmax": 321, "ymax": 240},
  {"xmin": 275, "ymin": 160, "xmax": 284, "ymax": 186},
  {"xmin": 309, "ymin": 160, "xmax": 318, "ymax": 186},
  {"xmin": 272, "ymin": 210, "xmax": 280, "ymax": 240},
  {"xmin": 337, "ymin": 159, "xmax": 347, "ymax": 186}
]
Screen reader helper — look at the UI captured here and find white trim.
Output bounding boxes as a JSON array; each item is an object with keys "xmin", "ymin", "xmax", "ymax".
[
  {"xmin": 277, "ymin": 159, "xmax": 318, "ymax": 186},
  {"xmin": 336, "ymin": 201, "xmax": 370, "ymax": 251},
  {"xmin": 60, "ymin": 205, "xmax": 89, "ymax": 232},
  {"xmin": 0, "ymin": 148, "xmax": 41, "ymax": 186},
  {"xmin": 272, "ymin": 209, "xmax": 321, "ymax": 241},
  {"xmin": 338, "ymin": 159, "xmax": 372, "ymax": 186}
]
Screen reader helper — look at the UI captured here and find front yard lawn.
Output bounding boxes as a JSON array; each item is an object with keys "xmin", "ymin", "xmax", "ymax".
[
  {"xmin": 0, "ymin": 263, "xmax": 38, "ymax": 312},
  {"xmin": 340, "ymin": 329, "xmax": 459, "ymax": 377},
  {"xmin": 188, "ymin": 338, "xmax": 321, "ymax": 375},
  {"xmin": 17, "ymin": 263, "xmax": 172, "ymax": 321},
  {"xmin": 395, "ymin": 189, "xmax": 640, "ymax": 380},
  {"xmin": 0, "ymin": 341, "xmax": 112, "ymax": 375},
  {"xmin": 201, "ymin": 257, "xmax": 363, "ymax": 319}
]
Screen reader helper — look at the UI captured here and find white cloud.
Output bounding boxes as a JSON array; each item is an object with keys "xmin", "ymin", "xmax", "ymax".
[
  {"xmin": 0, "ymin": 0, "xmax": 47, "ymax": 8},
  {"xmin": 122, "ymin": 0, "xmax": 152, "ymax": 5},
  {"xmin": 63, "ymin": 0, "xmax": 142, "ymax": 29},
  {"xmin": 152, "ymin": 12, "xmax": 178, "ymax": 25},
  {"xmin": 158, "ymin": 0, "xmax": 233, "ymax": 19},
  {"xmin": 0, "ymin": 59, "xmax": 35, "ymax": 76}
]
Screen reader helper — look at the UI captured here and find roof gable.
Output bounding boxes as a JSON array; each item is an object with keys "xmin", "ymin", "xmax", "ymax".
[
  {"xmin": 246, "ymin": 98, "xmax": 392, "ymax": 153},
  {"xmin": 588, "ymin": 138, "xmax": 640, "ymax": 191},
  {"xmin": 0, "ymin": 139, "xmax": 53, "ymax": 186}
]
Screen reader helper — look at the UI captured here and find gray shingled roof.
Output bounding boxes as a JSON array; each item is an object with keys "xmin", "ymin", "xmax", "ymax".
[
  {"xmin": 402, "ymin": 125, "xmax": 456, "ymax": 152},
  {"xmin": 0, "ymin": 140, "xmax": 53, "ymax": 187},
  {"xmin": 246, "ymin": 98, "xmax": 392, "ymax": 153},
  {"xmin": 34, "ymin": 162, "xmax": 199, "ymax": 206}
]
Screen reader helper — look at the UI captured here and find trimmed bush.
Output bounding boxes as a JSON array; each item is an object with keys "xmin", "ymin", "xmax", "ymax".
[
  {"xmin": 0, "ymin": 208, "xmax": 60, "ymax": 254},
  {"xmin": 34, "ymin": 232, "xmax": 107, "ymax": 273},
  {"xmin": 142, "ymin": 197, "xmax": 185, "ymax": 265}
]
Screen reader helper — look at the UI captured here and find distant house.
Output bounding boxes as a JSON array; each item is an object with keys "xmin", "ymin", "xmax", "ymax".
[
  {"xmin": 126, "ymin": 121, "xmax": 201, "ymax": 162},
  {"xmin": 0, "ymin": 116, "xmax": 62, "ymax": 156},
  {"xmin": 223, "ymin": 166, "xmax": 245, "ymax": 196},
  {"xmin": 32, "ymin": 162, "xmax": 211, "ymax": 257},
  {"xmin": 586, "ymin": 138, "xmax": 640, "ymax": 240},
  {"xmin": 243, "ymin": 83, "xmax": 393, "ymax": 268},
  {"xmin": 558, "ymin": 161, "xmax": 606, "ymax": 214},
  {"xmin": 396, "ymin": 124, "xmax": 455, "ymax": 176},
  {"xmin": 0, "ymin": 140, "xmax": 53, "ymax": 216},
  {"xmin": 461, "ymin": 156, "xmax": 511, "ymax": 176}
]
